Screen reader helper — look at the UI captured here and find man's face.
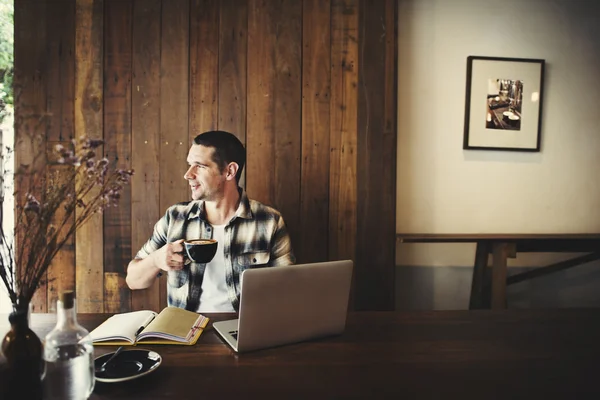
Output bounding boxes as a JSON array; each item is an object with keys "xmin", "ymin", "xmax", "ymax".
[{"xmin": 184, "ymin": 144, "xmax": 226, "ymax": 201}]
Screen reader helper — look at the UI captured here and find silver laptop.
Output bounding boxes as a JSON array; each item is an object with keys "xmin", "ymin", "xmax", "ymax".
[{"xmin": 213, "ymin": 260, "xmax": 353, "ymax": 353}]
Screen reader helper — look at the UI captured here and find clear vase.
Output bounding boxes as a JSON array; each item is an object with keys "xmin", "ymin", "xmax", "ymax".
[
  {"xmin": 0, "ymin": 301, "xmax": 44, "ymax": 400},
  {"xmin": 43, "ymin": 291, "xmax": 95, "ymax": 400}
]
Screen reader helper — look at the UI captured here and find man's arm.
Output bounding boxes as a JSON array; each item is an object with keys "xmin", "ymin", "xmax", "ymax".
[
  {"xmin": 269, "ymin": 215, "xmax": 296, "ymax": 267},
  {"xmin": 126, "ymin": 239, "xmax": 186, "ymax": 289}
]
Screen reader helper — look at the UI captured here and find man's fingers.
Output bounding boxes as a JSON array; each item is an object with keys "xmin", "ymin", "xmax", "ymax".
[
  {"xmin": 169, "ymin": 240, "xmax": 185, "ymax": 254},
  {"xmin": 170, "ymin": 253, "xmax": 185, "ymax": 264},
  {"xmin": 157, "ymin": 240, "xmax": 188, "ymax": 272},
  {"xmin": 168, "ymin": 264, "xmax": 184, "ymax": 271}
]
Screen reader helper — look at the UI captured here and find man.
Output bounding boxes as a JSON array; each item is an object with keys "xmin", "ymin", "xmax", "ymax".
[{"xmin": 126, "ymin": 130, "xmax": 295, "ymax": 312}]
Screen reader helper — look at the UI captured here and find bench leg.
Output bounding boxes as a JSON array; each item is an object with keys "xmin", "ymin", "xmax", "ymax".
[
  {"xmin": 492, "ymin": 242, "xmax": 509, "ymax": 309},
  {"xmin": 469, "ymin": 241, "xmax": 490, "ymax": 309}
]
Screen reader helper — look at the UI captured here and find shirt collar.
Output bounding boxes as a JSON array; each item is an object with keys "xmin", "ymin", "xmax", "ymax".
[{"xmin": 187, "ymin": 187, "xmax": 253, "ymax": 222}]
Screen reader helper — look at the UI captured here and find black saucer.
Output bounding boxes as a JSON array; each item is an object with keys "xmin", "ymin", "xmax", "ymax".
[{"xmin": 94, "ymin": 349, "xmax": 162, "ymax": 383}]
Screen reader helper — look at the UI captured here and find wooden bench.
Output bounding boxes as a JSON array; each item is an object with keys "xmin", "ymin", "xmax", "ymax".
[{"xmin": 396, "ymin": 234, "xmax": 600, "ymax": 309}]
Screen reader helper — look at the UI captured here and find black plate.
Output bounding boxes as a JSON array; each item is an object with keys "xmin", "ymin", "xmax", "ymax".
[{"xmin": 94, "ymin": 349, "xmax": 162, "ymax": 383}]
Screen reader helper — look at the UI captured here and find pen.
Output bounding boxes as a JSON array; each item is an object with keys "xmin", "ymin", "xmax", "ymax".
[
  {"xmin": 134, "ymin": 325, "xmax": 145, "ymax": 337},
  {"xmin": 135, "ymin": 314, "xmax": 157, "ymax": 338}
]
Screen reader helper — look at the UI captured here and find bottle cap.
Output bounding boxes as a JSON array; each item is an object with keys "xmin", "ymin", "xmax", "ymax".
[{"xmin": 60, "ymin": 290, "xmax": 75, "ymax": 308}]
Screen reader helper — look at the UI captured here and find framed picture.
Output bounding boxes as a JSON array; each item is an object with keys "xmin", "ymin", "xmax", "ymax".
[{"xmin": 463, "ymin": 56, "xmax": 545, "ymax": 152}]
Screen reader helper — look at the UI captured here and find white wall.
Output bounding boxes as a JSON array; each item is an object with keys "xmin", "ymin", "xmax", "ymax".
[{"xmin": 396, "ymin": 0, "xmax": 600, "ymax": 308}]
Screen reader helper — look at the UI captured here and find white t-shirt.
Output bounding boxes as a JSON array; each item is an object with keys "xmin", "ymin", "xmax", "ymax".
[{"xmin": 197, "ymin": 225, "xmax": 235, "ymax": 312}]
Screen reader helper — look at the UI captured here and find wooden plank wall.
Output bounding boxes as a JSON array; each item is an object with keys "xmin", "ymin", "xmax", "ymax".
[
  {"xmin": 75, "ymin": 0, "xmax": 104, "ymax": 313},
  {"xmin": 103, "ymin": 0, "xmax": 133, "ymax": 313},
  {"xmin": 14, "ymin": 0, "xmax": 49, "ymax": 312},
  {"xmin": 13, "ymin": 0, "xmax": 397, "ymax": 312},
  {"xmin": 131, "ymin": 0, "xmax": 161, "ymax": 312}
]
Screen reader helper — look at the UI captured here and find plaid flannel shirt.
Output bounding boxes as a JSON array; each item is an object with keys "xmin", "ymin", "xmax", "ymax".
[{"xmin": 135, "ymin": 189, "xmax": 295, "ymax": 311}]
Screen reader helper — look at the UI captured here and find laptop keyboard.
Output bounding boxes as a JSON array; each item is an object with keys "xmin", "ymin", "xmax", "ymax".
[{"xmin": 229, "ymin": 330, "xmax": 238, "ymax": 340}]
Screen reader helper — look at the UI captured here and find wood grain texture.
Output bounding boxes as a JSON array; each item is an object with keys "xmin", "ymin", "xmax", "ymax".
[
  {"xmin": 189, "ymin": 0, "xmax": 219, "ymax": 136},
  {"xmin": 75, "ymin": 0, "xmax": 104, "ymax": 313},
  {"xmin": 329, "ymin": 0, "xmax": 358, "ymax": 268},
  {"xmin": 46, "ymin": 163, "xmax": 76, "ymax": 312},
  {"xmin": 247, "ymin": 0, "xmax": 302, "ymax": 245},
  {"xmin": 271, "ymin": 0, "xmax": 302, "ymax": 243},
  {"xmin": 131, "ymin": 0, "xmax": 161, "ymax": 312},
  {"xmin": 14, "ymin": 0, "xmax": 48, "ymax": 312},
  {"xmin": 46, "ymin": 0, "xmax": 75, "ymax": 144},
  {"xmin": 299, "ymin": 0, "xmax": 331, "ymax": 264},
  {"xmin": 104, "ymin": 272, "xmax": 128, "ymax": 313},
  {"xmin": 218, "ymin": 0, "xmax": 247, "ymax": 188},
  {"xmin": 355, "ymin": 0, "xmax": 396, "ymax": 310},
  {"xmin": 45, "ymin": 0, "xmax": 76, "ymax": 311},
  {"xmin": 218, "ymin": 0, "xmax": 247, "ymax": 139},
  {"xmin": 246, "ymin": 1, "xmax": 275, "ymax": 204},
  {"xmin": 103, "ymin": 0, "xmax": 132, "ymax": 310},
  {"xmin": 160, "ymin": 0, "xmax": 190, "ymax": 308},
  {"xmin": 381, "ymin": 0, "xmax": 397, "ymax": 310},
  {"xmin": 14, "ymin": 0, "xmax": 401, "ymax": 312},
  {"xmin": 11, "ymin": 310, "xmax": 600, "ymax": 399}
]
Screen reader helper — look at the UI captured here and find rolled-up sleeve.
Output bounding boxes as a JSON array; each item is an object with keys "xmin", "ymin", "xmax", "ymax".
[
  {"xmin": 135, "ymin": 211, "xmax": 170, "ymax": 259},
  {"xmin": 269, "ymin": 215, "xmax": 295, "ymax": 267}
]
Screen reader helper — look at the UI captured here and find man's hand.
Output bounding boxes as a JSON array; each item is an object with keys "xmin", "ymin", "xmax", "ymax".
[
  {"xmin": 151, "ymin": 239, "xmax": 187, "ymax": 272},
  {"xmin": 126, "ymin": 239, "xmax": 188, "ymax": 290}
]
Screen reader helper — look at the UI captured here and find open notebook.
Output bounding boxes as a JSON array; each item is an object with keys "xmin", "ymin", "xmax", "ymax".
[{"xmin": 90, "ymin": 307, "xmax": 209, "ymax": 346}]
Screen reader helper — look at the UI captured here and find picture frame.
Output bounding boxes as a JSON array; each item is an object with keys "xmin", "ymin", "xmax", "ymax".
[{"xmin": 463, "ymin": 56, "xmax": 545, "ymax": 152}]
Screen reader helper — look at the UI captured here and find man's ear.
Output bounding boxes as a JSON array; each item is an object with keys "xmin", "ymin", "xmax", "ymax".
[{"xmin": 225, "ymin": 162, "xmax": 239, "ymax": 181}]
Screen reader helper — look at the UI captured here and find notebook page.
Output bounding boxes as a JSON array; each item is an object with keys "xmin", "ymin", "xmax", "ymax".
[
  {"xmin": 138, "ymin": 307, "xmax": 205, "ymax": 342},
  {"xmin": 90, "ymin": 310, "xmax": 157, "ymax": 343}
]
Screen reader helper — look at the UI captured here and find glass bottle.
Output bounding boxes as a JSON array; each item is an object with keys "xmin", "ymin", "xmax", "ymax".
[
  {"xmin": 43, "ymin": 291, "xmax": 95, "ymax": 400},
  {"xmin": 1, "ymin": 302, "xmax": 44, "ymax": 400}
]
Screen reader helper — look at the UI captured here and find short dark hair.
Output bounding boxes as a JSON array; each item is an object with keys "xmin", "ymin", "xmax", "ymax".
[{"xmin": 193, "ymin": 130, "xmax": 246, "ymax": 183}]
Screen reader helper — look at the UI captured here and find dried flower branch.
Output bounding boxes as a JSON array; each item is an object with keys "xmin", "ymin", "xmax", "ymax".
[{"xmin": 0, "ymin": 133, "xmax": 133, "ymax": 308}]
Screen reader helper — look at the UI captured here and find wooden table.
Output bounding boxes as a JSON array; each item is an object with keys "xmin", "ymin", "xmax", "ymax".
[
  {"xmin": 397, "ymin": 234, "xmax": 600, "ymax": 309},
  {"xmin": 2, "ymin": 310, "xmax": 600, "ymax": 398}
]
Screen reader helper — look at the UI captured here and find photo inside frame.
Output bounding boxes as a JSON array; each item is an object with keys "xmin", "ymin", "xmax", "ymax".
[{"xmin": 485, "ymin": 78, "xmax": 524, "ymax": 131}]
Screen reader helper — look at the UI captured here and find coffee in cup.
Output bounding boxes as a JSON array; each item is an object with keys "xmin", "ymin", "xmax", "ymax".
[{"xmin": 184, "ymin": 239, "xmax": 218, "ymax": 264}]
